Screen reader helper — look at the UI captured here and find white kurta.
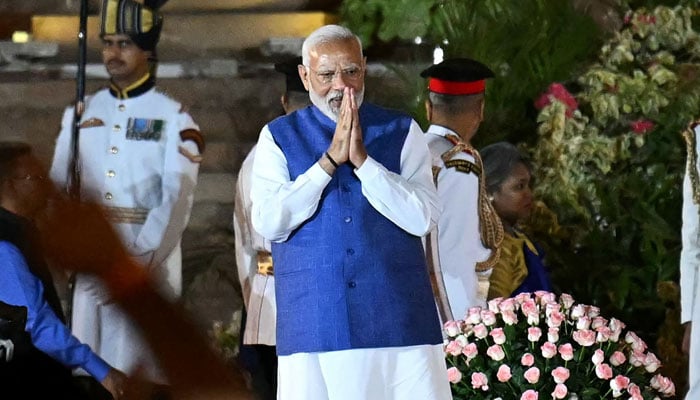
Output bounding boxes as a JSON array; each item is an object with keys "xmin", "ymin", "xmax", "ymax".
[
  {"xmin": 681, "ymin": 124, "xmax": 700, "ymax": 400},
  {"xmin": 250, "ymin": 118, "xmax": 450, "ymax": 400},
  {"xmin": 234, "ymin": 145, "xmax": 276, "ymax": 346},
  {"xmin": 425, "ymin": 125, "xmax": 491, "ymax": 321},
  {"xmin": 49, "ymin": 86, "xmax": 200, "ymax": 382}
]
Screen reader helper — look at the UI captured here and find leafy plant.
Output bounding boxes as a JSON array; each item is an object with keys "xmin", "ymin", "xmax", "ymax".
[{"xmin": 527, "ymin": 4, "xmax": 700, "ymax": 358}]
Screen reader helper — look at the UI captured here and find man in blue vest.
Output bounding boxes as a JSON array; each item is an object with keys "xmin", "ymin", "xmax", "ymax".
[{"xmin": 249, "ymin": 24, "xmax": 452, "ymax": 400}]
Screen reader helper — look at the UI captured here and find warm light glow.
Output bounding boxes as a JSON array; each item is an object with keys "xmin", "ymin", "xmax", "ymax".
[
  {"xmin": 12, "ymin": 31, "xmax": 31, "ymax": 43},
  {"xmin": 433, "ymin": 46, "xmax": 444, "ymax": 65}
]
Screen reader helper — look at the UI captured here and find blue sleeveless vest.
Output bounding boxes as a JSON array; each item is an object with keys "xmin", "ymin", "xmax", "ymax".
[{"xmin": 268, "ymin": 103, "xmax": 442, "ymax": 355}]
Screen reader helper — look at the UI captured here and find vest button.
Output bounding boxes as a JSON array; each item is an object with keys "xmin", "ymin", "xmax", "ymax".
[
  {"xmin": 104, "ymin": 192, "xmax": 113, "ymax": 200},
  {"xmin": 346, "ymin": 248, "xmax": 355, "ymax": 255},
  {"xmin": 344, "ymin": 216, "xmax": 352, "ymax": 223},
  {"xmin": 347, "ymin": 281, "xmax": 356, "ymax": 288},
  {"xmin": 342, "ymin": 185, "xmax": 350, "ymax": 192}
]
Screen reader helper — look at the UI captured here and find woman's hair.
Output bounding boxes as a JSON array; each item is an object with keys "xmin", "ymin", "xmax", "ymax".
[
  {"xmin": 0, "ymin": 141, "xmax": 32, "ymax": 182},
  {"xmin": 480, "ymin": 141, "xmax": 532, "ymax": 195}
]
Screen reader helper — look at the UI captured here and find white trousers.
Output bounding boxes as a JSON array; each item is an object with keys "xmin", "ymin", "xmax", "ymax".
[
  {"xmin": 277, "ymin": 344, "xmax": 452, "ymax": 400},
  {"xmin": 688, "ymin": 294, "xmax": 700, "ymax": 400}
]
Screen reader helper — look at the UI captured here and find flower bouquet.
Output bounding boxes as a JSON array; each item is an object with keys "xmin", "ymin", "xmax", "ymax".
[{"xmin": 444, "ymin": 291, "xmax": 675, "ymax": 400}]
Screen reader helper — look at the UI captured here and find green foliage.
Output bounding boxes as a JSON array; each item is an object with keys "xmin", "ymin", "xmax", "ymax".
[
  {"xmin": 528, "ymin": 5, "xmax": 700, "ymax": 345},
  {"xmin": 340, "ymin": 0, "xmax": 604, "ymax": 145}
]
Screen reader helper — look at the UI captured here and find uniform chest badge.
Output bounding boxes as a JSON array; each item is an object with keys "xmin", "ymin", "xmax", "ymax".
[
  {"xmin": 126, "ymin": 118, "xmax": 165, "ymax": 141},
  {"xmin": 79, "ymin": 117, "xmax": 105, "ymax": 128}
]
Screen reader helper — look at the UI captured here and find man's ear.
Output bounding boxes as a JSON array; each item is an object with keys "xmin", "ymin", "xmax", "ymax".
[{"xmin": 298, "ymin": 65, "xmax": 311, "ymax": 91}]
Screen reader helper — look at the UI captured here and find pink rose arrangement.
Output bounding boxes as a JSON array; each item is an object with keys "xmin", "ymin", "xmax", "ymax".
[{"xmin": 444, "ymin": 291, "xmax": 675, "ymax": 400}]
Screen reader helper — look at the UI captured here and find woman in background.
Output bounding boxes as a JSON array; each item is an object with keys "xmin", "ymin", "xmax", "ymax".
[{"xmin": 481, "ymin": 142, "xmax": 552, "ymax": 299}]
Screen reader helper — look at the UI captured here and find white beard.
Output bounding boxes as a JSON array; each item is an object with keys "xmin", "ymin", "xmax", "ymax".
[{"xmin": 310, "ymin": 88, "xmax": 365, "ymax": 122}]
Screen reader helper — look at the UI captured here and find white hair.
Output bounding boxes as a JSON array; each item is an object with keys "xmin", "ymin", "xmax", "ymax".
[{"xmin": 301, "ymin": 24, "xmax": 363, "ymax": 66}]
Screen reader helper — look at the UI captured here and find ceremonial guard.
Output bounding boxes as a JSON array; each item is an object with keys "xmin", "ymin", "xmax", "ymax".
[
  {"xmin": 421, "ymin": 58, "xmax": 503, "ymax": 322},
  {"xmin": 681, "ymin": 121, "xmax": 700, "ymax": 400},
  {"xmin": 49, "ymin": 0, "xmax": 203, "ymax": 385},
  {"xmin": 234, "ymin": 56, "xmax": 309, "ymax": 400}
]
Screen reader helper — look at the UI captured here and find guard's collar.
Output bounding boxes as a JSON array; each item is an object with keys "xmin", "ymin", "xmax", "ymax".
[{"xmin": 108, "ymin": 73, "xmax": 155, "ymax": 99}]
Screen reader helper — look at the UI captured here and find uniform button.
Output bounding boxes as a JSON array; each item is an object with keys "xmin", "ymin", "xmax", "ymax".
[
  {"xmin": 346, "ymin": 248, "xmax": 355, "ymax": 255},
  {"xmin": 107, "ymin": 170, "xmax": 116, "ymax": 178},
  {"xmin": 118, "ymin": 104, "xmax": 125, "ymax": 111},
  {"xmin": 342, "ymin": 185, "xmax": 350, "ymax": 192},
  {"xmin": 344, "ymin": 216, "xmax": 352, "ymax": 223},
  {"xmin": 104, "ymin": 192, "xmax": 113, "ymax": 200},
  {"xmin": 348, "ymin": 281, "xmax": 356, "ymax": 288},
  {"xmin": 113, "ymin": 125, "xmax": 121, "ymax": 132},
  {"xmin": 110, "ymin": 146, "xmax": 119, "ymax": 154}
]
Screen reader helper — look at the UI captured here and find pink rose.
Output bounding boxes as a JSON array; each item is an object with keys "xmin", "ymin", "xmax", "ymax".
[
  {"xmin": 472, "ymin": 323, "xmax": 488, "ymax": 339},
  {"xmin": 625, "ymin": 331, "xmax": 648, "ymax": 352},
  {"xmin": 496, "ymin": 364, "xmax": 512, "ymax": 382},
  {"xmin": 608, "ymin": 318, "xmax": 625, "ymax": 342},
  {"xmin": 528, "ymin": 327, "xmax": 542, "ymax": 342},
  {"xmin": 524, "ymin": 367, "xmax": 540, "ymax": 384},
  {"xmin": 454, "ymin": 334, "xmax": 468, "ymax": 347},
  {"xmin": 462, "ymin": 342, "xmax": 478, "ymax": 360},
  {"xmin": 610, "ymin": 375, "xmax": 630, "ymax": 392},
  {"xmin": 576, "ymin": 316, "xmax": 591, "ymax": 330},
  {"xmin": 644, "ymin": 352, "xmax": 661, "ymax": 373},
  {"xmin": 596, "ymin": 326, "xmax": 612, "ymax": 343},
  {"xmin": 445, "ymin": 340, "xmax": 462, "ymax": 356},
  {"xmin": 559, "ymin": 293, "xmax": 575, "ymax": 309},
  {"xmin": 591, "ymin": 316, "xmax": 607, "ymax": 330},
  {"xmin": 447, "ymin": 367, "xmax": 462, "ymax": 383},
  {"xmin": 537, "ymin": 291, "xmax": 556, "ymax": 305},
  {"xmin": 587, "ymin": 305, "xmax": 600, "ymax": 318},
  {"xmin": 572, "ymin": 329, "xmax": 596, "ymax": 346},
  {"xmin": 471, "ymin": 372, "xmax": 489, "ymax": 391},
  {"xmin": 551, "ymin": 383, "xmax": 568, "ymax": 399},
  {"xmin": 558, "ymin": 343, "xmax": 574, "ymax": 361},
  {"xmin": 521, "ymin": 353, "xmax": 535, "ymax": 367},
  {"xmin": 466, "ymin": 307, "xmax": 482, "ymax": 324},
  {"xmin": 650, "ymin": 374, "xmax": 675, "ymax": 396},
  {"xmin": 502, "ymin": 310, "xmax": 519, "ymax": 325},
  {"xmin": 520, "ymin": 389, "xmax": 539, "ymax": 400},
  {"xmin": 541, "ymin": 342, "xmax": 557, "ymax": 359},
  {"xmin": 498, "ymin": 297, "xmax": 516, "ymax": 312},
  {"xmin": 629, "ymin": 351, "xmax": 645, "ymax": 367},
  {"xmin": 627, "ymin": 383, "xmax": 643, "ymax": 400},
  {"xmin": 514, "ymin": 292, "xmax": 531, "ymax": 304},
  {"xmin": 443, "ymin": 320, "xmax": 461, "ymax": 337},
  {"xmin": 547, "ymin": 310, "xmax": 565, "ymax": 328},
  {"xmin": 551, "ymin": 366, "xmax": 570, "ymax": 384},
  {"xmin": 487, "ymin": 297, "xmax": 503, "ymax": 313},
  {"xmin": 609, "ymin": 351, "xmax": 626, "ymax": 367},
  {"xmin": 481, "ymin": 310, "xmax": 497, "ymax": 326},
  {"xmin": 570, "ymin": 304, "xmax": 586, "ymax": 319},
  {"xmin": 591, "ymin": 349, "xmax": 605, "ymax": 365},
  {"xmin": 490, "ymin": 327, "xmax": 506, "ymax": 345},
  {"xmin": 547, "ymin": 327, "xmax": 559, "ymax": 343},
  {"xmin": 595, "ymin": 363, "xmax": 613, "ymax": 380},
  {"xmin": 486, "ymin": 344, "xmax": 505, "ymax": 361}
]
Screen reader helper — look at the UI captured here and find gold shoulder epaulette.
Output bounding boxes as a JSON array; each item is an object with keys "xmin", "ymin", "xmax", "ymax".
[
  {"xmin": 684, "ymin": 120, "xmax": 700, "ymax": 207},
  {"xmin": 180, "ymin": 128, "xmax": 205, "ymax": 154}
]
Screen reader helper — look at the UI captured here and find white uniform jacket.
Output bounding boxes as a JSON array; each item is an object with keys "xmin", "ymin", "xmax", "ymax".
[
  {"xmin": 234, "ymin": 145, "xmax": 276, "ymax": 346},
  {"xmin": 425, "ymin": 124, "xmax": 491, "ymax": 320},
  {"xmin": 49, "ymin": 83, "xmax": 201, "ymax": 381},
  {"xmin": 681, "ymin": 124, "xmax": 700, "ymax": 399}
]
